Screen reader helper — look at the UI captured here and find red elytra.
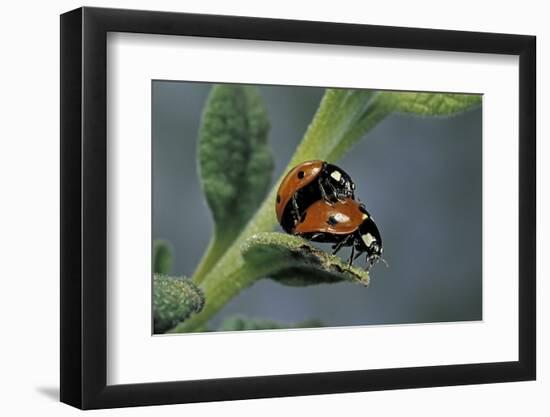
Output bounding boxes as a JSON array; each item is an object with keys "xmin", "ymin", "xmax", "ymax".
[
  {"xmin": 292, "ymin": 197, "xmax": 384, "ymax": 269},
  {"xmin": 275, "ymin": 160, "xmax": 324, "ymax": 223},
  {"xmin": 293, "ymin": 198, "xmax": 365, "ymax": 235}
]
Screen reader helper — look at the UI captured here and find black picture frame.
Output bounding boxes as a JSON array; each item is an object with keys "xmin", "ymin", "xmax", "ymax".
[{"xmin": 60, "ymin": 6, "xmax": 536, "ymax": 410}]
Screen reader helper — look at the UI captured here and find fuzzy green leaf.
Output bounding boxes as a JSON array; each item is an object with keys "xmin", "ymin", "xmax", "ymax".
[
  {"xmin": 326, "ymin": 91, "xmax": 481, "ymax": 161},
  {"xmin": 218, "ymin": 315, "xmax": 324, "ymax": 331},
  {"xmin": 241, "ymin": 232, "xmax": 370, "ymax": 287},
  {"xmin": 153, "ymin": 240, "xmax": 173, "ymax": 275},
  {"xmin": 374, "ymin": 91, "xmax": 482, "ymax": 116},
  {"xmin": 153, "ymin": 274, "xmax": 205, "ymax": 333},
  {"xmin": 198, "ymin": 84, "xmax": 273, "ymax": 233},
  {"xmin": 194, "ymin": 85, "xmax": 273, "ymax": 282}
]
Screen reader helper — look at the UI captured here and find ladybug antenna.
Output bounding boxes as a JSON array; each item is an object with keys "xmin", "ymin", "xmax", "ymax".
[{"xmin": 365, "ymin": 254, "xmax": 389, "ymax": 271}]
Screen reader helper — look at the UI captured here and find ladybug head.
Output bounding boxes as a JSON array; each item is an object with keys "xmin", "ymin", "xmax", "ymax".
[
  {"xmin": 356, "ymin": 208, "xmax": 385, "ymax": 269},
  {"xmin": 324, "ymin": 164, "xmax": 355, "ymax": 199},
  {"xmin": 365, "ymin": 242, "xmax": 385, "ymax": 268}
]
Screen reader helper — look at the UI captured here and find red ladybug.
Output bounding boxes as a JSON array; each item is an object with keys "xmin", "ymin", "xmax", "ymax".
[
  {"xmin": 292, "ymin": 197, "xmax": 383, "ymax": 269},
  {"xmin": 276, "ymin": 160, "xmax": 355, "ymax": 233}
]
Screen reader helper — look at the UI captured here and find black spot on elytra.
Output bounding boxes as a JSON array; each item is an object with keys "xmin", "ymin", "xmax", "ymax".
[
  {"xmin": 327, "ymin": 215, "xmax": 338, "ymax": 226},
  {"xmin": 297, "ymin": 171, "xmax": 305, "ymax": 179},
  {"xmin": 276, "ymin": 194, "xmax": 281, "ymax": 203}
]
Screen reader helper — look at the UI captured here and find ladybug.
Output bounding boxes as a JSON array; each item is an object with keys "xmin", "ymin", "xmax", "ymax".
[
  {"xmin": 292, "ymin": 197, "xmax": 383, "ymax": 269},
  {"xmin": 276, "ymin": 160, "xmax": 356, "ymax": 233}
]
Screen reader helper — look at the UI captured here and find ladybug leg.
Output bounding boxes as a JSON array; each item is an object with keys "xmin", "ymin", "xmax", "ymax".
[
  {"xmin": 349, "ymin": 245, "xmax": 366, "ymax": 267},
  {"xmin": 332, "ymin": 234, "xmax": 352, "ymax": 255},
  {"xmin": 318, "ymin": 178, "xmax": 329, "ymax": 202},
  {"xmin": 327, "ymin": 182, "xmax": 340, "ymax": 201},
  {"xmin": 331, "ymin": 239, "xmax": 346, "ymax": 255},
  {"xmin": 353, "ymin": 250, "xmax": 364, "ymax": 269},
  {"xmin": 349, "ymin": 235, "xmax": 365, "ymax": 267},
  {"xmin": 291, "ymin": 195, "xmax": 300, "ymax": 223},
  {"xmin": 348, "ymin": 245, "xmax": 355, "ymax": 267},
  {"xmin": 319, "ymin": 178, "xmax": 341, "ymax": 203}
]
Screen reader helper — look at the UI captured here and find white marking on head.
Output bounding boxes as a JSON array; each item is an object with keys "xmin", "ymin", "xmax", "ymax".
[
  {"xmin": 330, "ymin": 170, "xmax": 342, "ymax": 182},
  {"xmin": 362, "ymin": 233, "xmax": 376, "ymax": 247},
  {"xmin": 333, "ymin": 212, "xmax": 349, "ymax": 223},
  {"xmin": 362, "ymin": 213, "xmax": 368, "ymax": 220}
]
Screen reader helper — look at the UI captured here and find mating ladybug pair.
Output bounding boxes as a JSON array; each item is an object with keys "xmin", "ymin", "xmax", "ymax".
[{"xmin": 276, "ymin": 160, "xmax": 383, "ymax": 269}]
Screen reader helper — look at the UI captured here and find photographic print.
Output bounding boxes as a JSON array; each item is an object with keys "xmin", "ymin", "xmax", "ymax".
[{"xmin": 152, "ymin": 81, "xmax": 482, "ymax": 335}]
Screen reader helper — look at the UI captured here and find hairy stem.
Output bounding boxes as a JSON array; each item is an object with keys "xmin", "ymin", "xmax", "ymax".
[
  {"xmin": 192, "ymin": 227, "xmax": 241, "ymax": 284},
  {"xmin": 172, "ymin": 189, "xmax": 278, "ymax": 332}
]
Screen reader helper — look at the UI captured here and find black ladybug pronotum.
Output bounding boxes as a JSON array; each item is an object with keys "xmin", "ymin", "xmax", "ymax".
[
  {"xmin": 293, "ymin": 198, "xmax": 383, "ymax": 269},
  {"xmin": 276, "ymin": 160, "xmax": 356, "ymax": 233}
]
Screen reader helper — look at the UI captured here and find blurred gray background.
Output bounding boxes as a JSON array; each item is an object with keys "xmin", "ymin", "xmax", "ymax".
[{"xmin": 152, "ymin": 81, "xmax": 482, "ymax": 329}]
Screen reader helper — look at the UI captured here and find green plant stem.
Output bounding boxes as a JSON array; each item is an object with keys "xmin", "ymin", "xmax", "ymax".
[
  {"xmin": 171, "ymin": 190, "xmax": 277, "ymax": 332},
  {"xmin": 192, "ymin": 228, "xmax": 240, "ymax": 284}
]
